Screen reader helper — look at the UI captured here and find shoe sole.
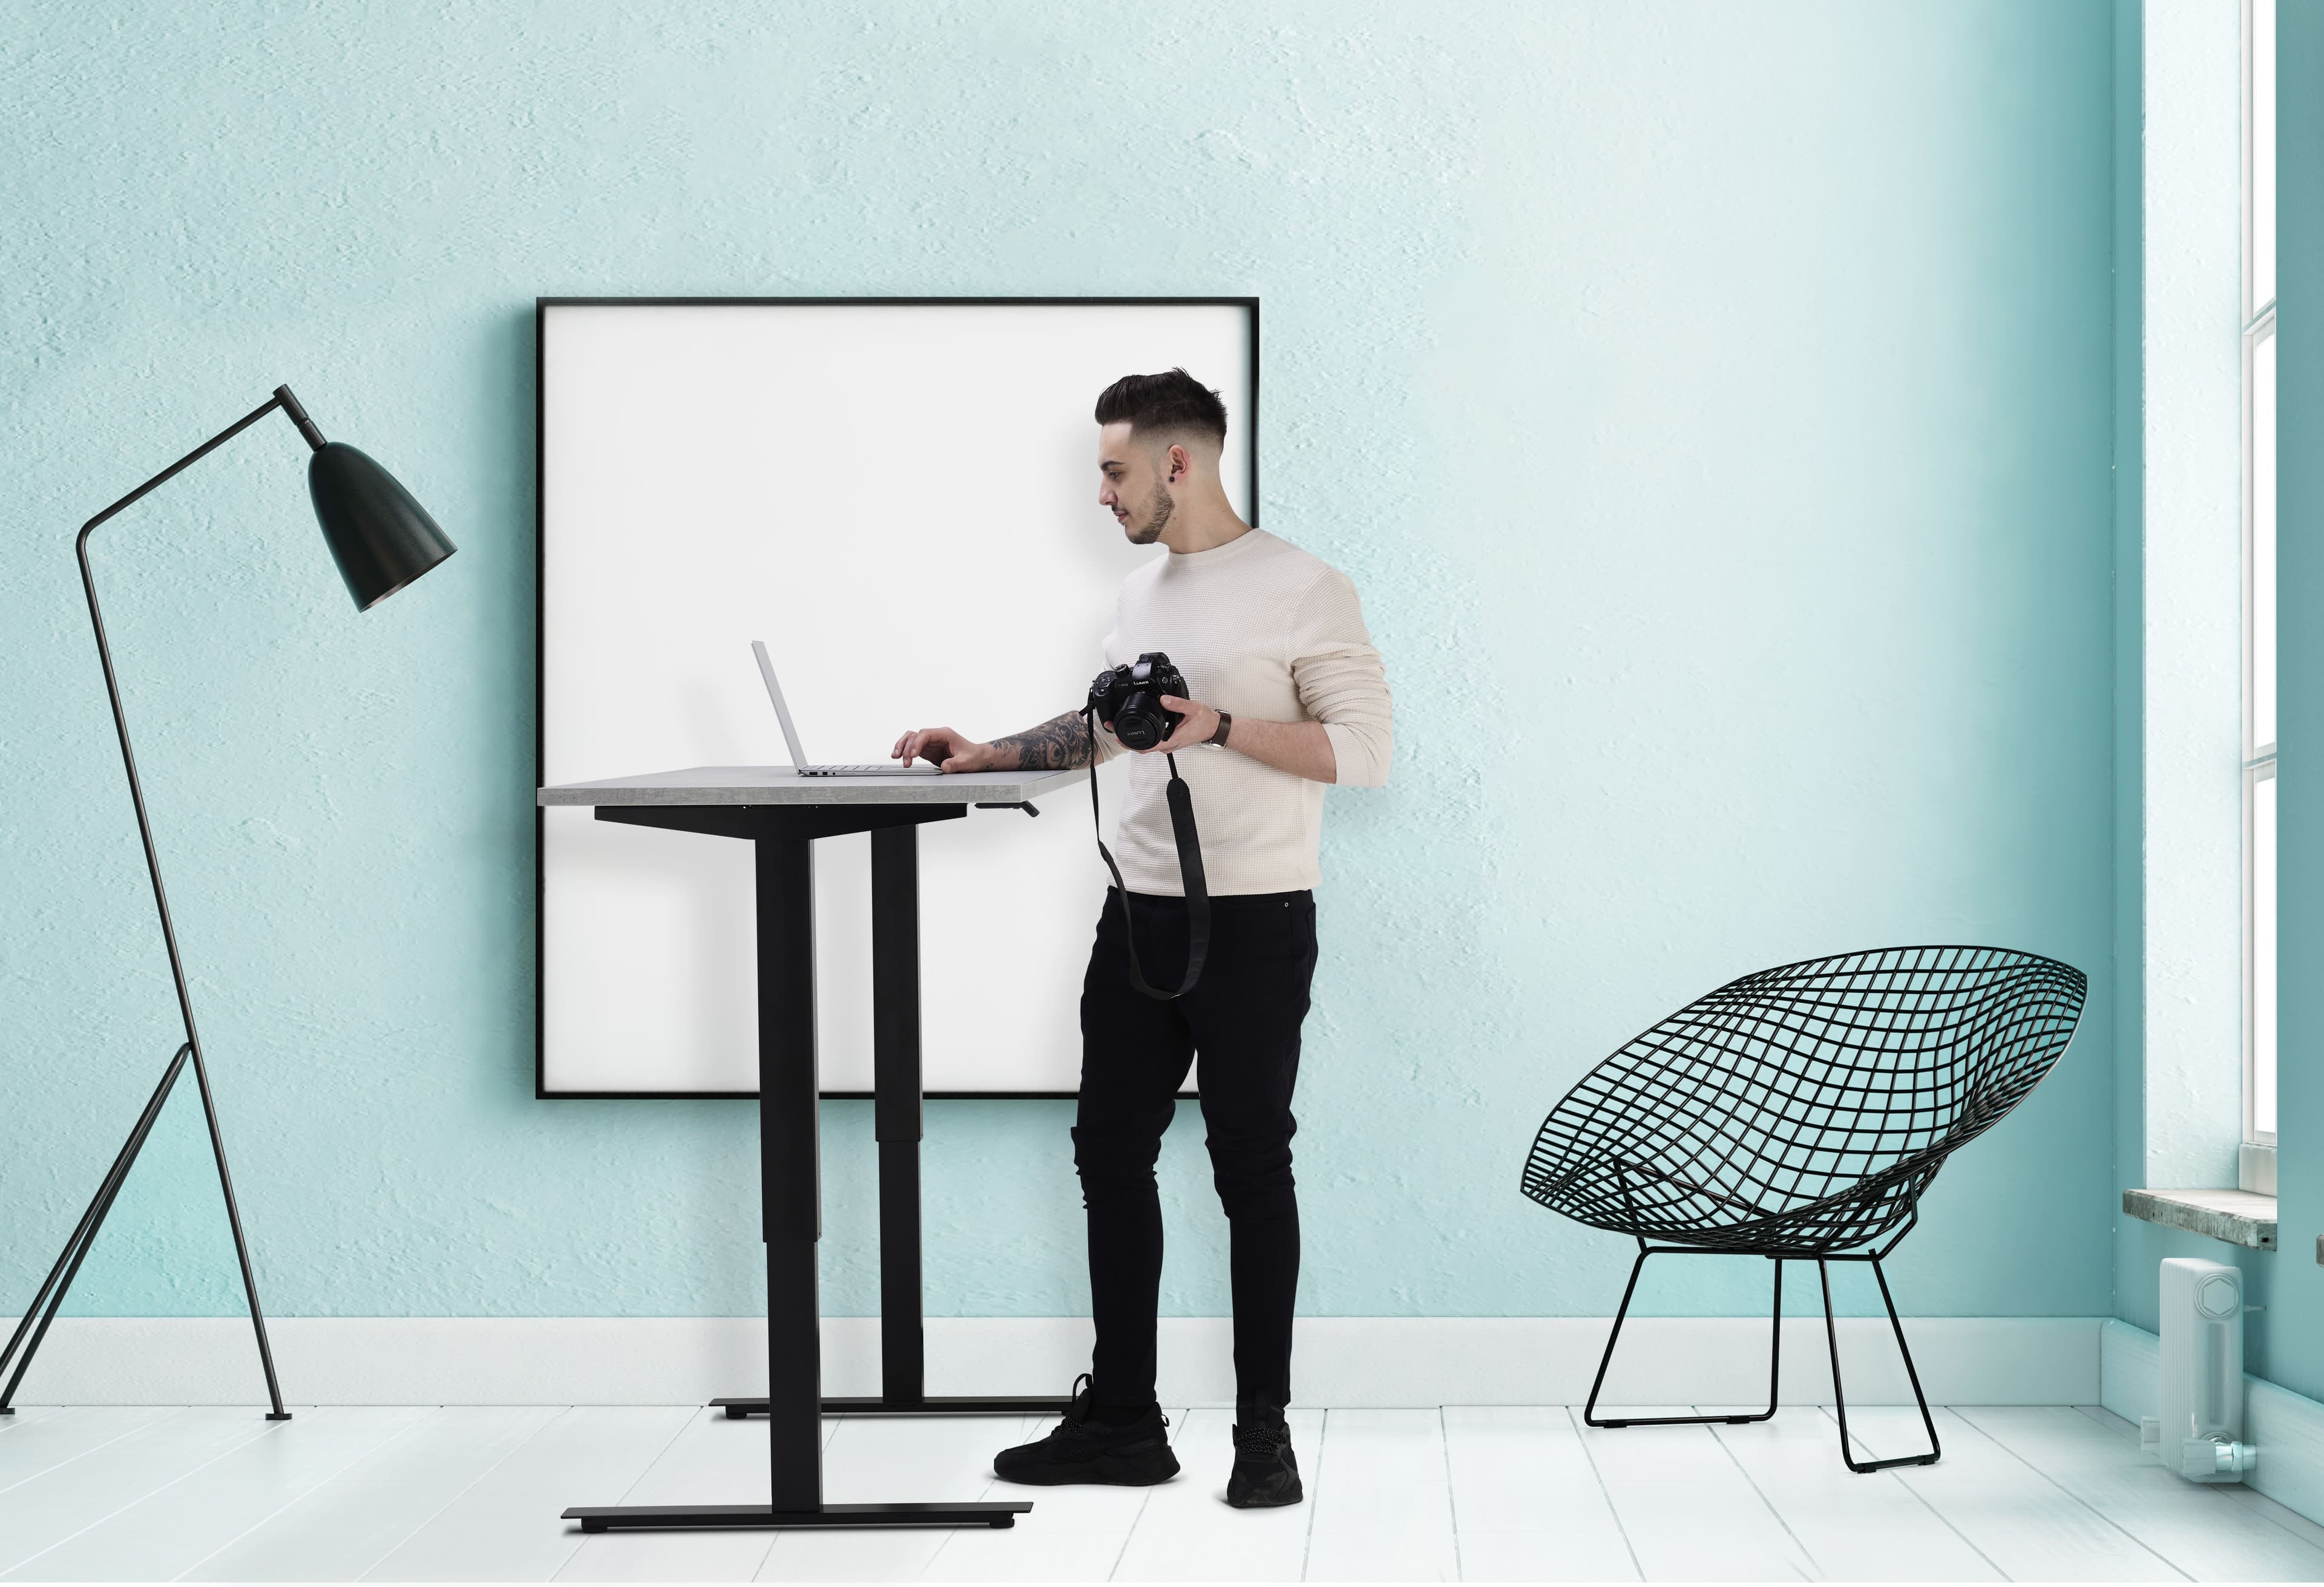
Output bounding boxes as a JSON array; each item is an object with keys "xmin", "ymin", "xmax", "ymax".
[
  {"xmin": 994, "ymin": 1453, "xmax": 1181, "ymax": 1487},
  {"xmin": 1226, "ymin": 1485, "xmax": 1304, "ymax": 1508}
]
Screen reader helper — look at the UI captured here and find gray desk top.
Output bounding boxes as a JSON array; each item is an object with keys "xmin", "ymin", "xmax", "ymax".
[{"xmin": 538, "ymin": 765, "xmax": 1089, "ymax": 807}]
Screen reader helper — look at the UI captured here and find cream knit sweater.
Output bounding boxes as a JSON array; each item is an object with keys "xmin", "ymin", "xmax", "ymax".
[{"xmin": 1094, "ymin": 528, "xmax": 1391, "ymax": 896}]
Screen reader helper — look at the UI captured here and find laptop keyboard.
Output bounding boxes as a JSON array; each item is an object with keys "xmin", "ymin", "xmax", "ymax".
[{"xmin": 801, "ymin": 764, "xmax": 944, "ymax": 776}]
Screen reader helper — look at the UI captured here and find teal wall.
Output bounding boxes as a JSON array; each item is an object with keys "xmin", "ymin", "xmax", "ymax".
[{"xmin": 0, "ymin": 1, "xmax": 2120, "ymax": 1324}]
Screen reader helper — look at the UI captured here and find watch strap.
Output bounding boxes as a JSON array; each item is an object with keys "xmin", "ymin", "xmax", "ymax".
[{"xmin": 1207, "ymin": 710, "xmax": 1233, "ymax": 747}]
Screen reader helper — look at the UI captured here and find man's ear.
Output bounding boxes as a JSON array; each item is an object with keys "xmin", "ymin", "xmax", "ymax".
[{"xmin": 1167, "ymin": 443, "xmax": 1190, "ymax": 484}]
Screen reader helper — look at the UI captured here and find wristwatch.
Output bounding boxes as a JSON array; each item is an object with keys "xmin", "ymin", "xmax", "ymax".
[{"xmin": 1207, "ymin": 710, "xmax": 1233, "ymax": 747}]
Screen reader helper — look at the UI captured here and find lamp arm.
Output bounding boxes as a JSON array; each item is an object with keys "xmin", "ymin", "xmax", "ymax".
[
  {"xmin": 75, "ymin": 390, "xmax": 300, "ymax": 1047},
  {"xmin": 78, "ymin": 394, "xmax": 284, "ymax": 545}
]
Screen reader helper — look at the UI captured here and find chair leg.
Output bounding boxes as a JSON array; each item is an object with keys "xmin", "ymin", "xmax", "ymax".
[
  {"xmin": 1758, "ymin": 1258, "xmax": 1782, "ymax": 1422},
  {"xmin": 1819, "ymin": 1257, "xmax": 1940, "ymax": 1473},
  {"xmin": 1586, "ymin": 1250, "xmax": 1781, "ymax": 1429}
]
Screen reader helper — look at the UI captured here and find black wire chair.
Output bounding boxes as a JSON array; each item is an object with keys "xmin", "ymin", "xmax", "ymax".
[{"xmin": 1521, "ymin": 945, "xmax": 2086, "ymax": 1472}]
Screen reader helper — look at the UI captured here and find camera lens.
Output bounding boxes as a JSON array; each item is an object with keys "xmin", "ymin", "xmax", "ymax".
[{"xmin": 1115, "ymin": 693, "xmax": 1164, "ymax": 750}]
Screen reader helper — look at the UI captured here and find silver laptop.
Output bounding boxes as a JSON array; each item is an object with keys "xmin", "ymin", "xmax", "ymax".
[{"xmin": 753, "ymin": 641, "xmax": 944, "ymax": 777}]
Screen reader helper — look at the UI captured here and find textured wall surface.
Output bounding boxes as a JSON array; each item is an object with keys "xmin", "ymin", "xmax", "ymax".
[{"xmin": 0, "ymin": 0, "xmax": 2119, "ymax": 1323}]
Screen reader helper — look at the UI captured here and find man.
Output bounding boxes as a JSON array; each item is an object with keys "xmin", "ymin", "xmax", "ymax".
[{"xmin": 891, "ymin": 368, "xmax": 1391, "ymax": 1507}]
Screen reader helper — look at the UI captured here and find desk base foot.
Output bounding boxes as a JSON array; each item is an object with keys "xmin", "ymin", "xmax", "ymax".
[
  {"xmin": 712, "ymin": 1395, "xmax": 1075, "ymax": 1419},
  {"xmin": 563, "ymin": 1501, "xmax": 1030, "ymax": 1533}
]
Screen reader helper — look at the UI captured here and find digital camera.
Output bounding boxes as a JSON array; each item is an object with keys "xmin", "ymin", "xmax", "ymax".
[{"xmin": 1088, "ymin": 652, "xmax": 1189, "ymax": 751}]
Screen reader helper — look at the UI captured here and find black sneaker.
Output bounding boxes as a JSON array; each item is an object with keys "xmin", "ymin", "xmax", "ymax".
[
  {"xmin": 1226, "ymin": 1409, "xmax": 1302, "ymax": 1508},
  {"xmin": 993, "ymin": 1375, "xmax": 1180, "ymax": 1487}
]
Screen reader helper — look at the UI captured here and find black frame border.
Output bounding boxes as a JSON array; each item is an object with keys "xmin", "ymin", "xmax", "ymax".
[{"xmin": 534, "ymin": 295, "xmax": 1262, "ymax": 1101}]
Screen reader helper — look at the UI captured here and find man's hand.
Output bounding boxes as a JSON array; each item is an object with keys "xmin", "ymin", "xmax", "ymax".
[
  {"xmin": 1138, "ymin": 696, "xmax": 1221, "ymax": 754},
  {"xmin": 1140, "ymin": 697, "xmax": 1340, "ymax": 782},
  {"xmin": 895, "ymin": 712, "xmax": 1098, "ymax": 774},
  {"xmin": 891, "ymin": 727, "xmax": 1007, "ymax": 773}
]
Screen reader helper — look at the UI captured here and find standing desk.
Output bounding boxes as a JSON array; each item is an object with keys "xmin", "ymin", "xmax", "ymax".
[{"xmin": 539, "ymin": 764, "xmax": 1084, "ymax": 1533}]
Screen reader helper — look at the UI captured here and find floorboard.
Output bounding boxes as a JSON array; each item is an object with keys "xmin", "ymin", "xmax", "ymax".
[
  {"xmin": 1955, "ymin": 1404, "xmax": 2324, "ymax": 1582},
  {"xmin": 0, "ymin": 1408, "xmax": 281, "ymax": 1577},
  {"xmin": 1705, "ymin": 1407, "xmax": 2000, "ymax": 1582},
  {"xmin": 11, "ymin": 1407, "xmax": 424, "ymax": 1582},
  {"xmin": 363, "ymin": 1407, "xmax": 693, "ymax": 1582},
  {"xmin": 1843, "ymin": 1405, "xmax": 2187, "ymax": 1582},
  {"xmin": 1441, "ymin": 1405, "xmax": 1636, "ymax": 1582},
  {"xmin": 553, "ymin": 1406, "xmax": 784, "ymax": 1583},
  {"xmin": 0, "ymin": 1407, "xmax": 171, "ymax": 1494},
  {"xmin": 185, "ymin": 1405, "xmax": 566, "ymax": 1582},
  {"xmin": 1302, "ymin": 1409, "xmax": 1460, "ymax": 1582},
  {"xmin": 1111, "ymin": 1407, "xmax": 1321, "ymax": 1582},
  {"xmin": 1572, "ymin": 1409, "xmax": 1816, "ymax": 1582},
  {"xmin": 756, "ymin": 1412, "xmax": 1034, "ymax": 1583},
  {"xmin": 3, "ymin": 1401, "xmax": 2323, "ymax": 1581}
]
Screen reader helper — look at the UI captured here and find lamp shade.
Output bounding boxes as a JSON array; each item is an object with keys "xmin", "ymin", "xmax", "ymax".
[{"xmin": 307, "ymin": 442, "xmax": 457, "ymax": 610}]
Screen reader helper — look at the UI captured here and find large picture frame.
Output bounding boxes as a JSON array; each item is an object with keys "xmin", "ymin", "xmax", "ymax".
[{"xmin": 534, "ymin": 295, "xmax": 1264, "ymax": 1091}]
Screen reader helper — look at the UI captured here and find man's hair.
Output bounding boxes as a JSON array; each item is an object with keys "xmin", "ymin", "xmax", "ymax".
[{"xmin": 1093, "ymin": 368, "xmax": 1229, "ymax": 448}]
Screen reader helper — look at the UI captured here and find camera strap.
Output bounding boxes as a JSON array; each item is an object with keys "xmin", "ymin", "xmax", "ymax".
[{"xmin": 1083, "ymin": 709, "xmax": 1210, "ymax": 1000}]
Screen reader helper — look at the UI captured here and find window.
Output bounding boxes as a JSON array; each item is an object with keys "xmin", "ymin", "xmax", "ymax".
[{"xmin": 2243, "ymin": 0, "xmax": 2279, "ymax": 1170}]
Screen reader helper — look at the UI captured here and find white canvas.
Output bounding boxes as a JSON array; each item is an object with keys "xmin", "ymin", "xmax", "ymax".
[{"xmin": 540, "ymin": 300, "xmax": 1256, "ymax": 1094}]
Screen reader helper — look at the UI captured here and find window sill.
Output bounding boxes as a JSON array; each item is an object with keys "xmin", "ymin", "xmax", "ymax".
[{"xmin": 2123, "ymin": 1188, "xmax": 2278, "ymax": 1250}]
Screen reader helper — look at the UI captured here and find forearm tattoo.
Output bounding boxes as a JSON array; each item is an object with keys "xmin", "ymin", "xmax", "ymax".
[{"xmin": 994, "ymin": 711, "xmax": 1097, "ymax": 770}]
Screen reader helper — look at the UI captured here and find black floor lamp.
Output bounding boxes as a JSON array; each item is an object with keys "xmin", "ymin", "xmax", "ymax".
[{"xmin": 0, "ymin": 385, "xmax": 455, "ymax": 1419}]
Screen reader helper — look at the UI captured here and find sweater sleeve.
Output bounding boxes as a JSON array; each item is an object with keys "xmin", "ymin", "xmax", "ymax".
[{"xmin": 1290, "ymin": 568, "xmax": 1393, "ymax": 788}]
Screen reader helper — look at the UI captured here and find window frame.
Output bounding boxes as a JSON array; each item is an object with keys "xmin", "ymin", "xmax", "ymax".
[{"xmin": 2240, "ymin": 0, "xmax": 2279, "ymax": 1162}]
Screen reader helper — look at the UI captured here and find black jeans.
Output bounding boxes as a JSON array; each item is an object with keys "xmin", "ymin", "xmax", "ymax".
[{"xmin": 1074, "ymin": 887, "xmax": 1318, "ymax": 1415}]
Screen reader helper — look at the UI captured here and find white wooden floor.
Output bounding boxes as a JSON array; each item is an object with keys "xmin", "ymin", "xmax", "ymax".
[{"xmin": 2, "ymin": 1402, "xmax": 2322, "ymax": 1582}]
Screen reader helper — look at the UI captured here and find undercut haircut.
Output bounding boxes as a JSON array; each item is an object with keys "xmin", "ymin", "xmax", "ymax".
[{"xmin": 1093, "ymin": 368, "xmax": 1229, "ymax": 448}]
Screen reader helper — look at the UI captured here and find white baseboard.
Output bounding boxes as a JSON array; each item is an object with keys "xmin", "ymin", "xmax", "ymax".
[
  {"xmin": 1, "ymin": 1315, "xmax": 2099, "ymax": 1409},
  {"xmin": 2101, "ymin": 1318, "xmax": 2324, "ymax": 1526}
]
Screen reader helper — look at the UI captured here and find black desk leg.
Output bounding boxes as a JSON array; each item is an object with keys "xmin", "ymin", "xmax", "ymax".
[
  {"xmin": 870, "ymin": 825, "xmax": 927, "ymax": 1407},
  {"xmin": 713, "ymin": 823, "xmax": 1071, "ymax": 1425},
  {"xmin": 759, "ymin": 834, "xmax": 824, "ymax": 1509},
  {"xmin": 565, "ymin": 831, "xmax": 1028, "ymax": 1533}
]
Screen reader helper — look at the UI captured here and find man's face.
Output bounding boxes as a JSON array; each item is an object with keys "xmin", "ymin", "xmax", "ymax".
[{"xmin": 1098, "ymin": 422, "xmax": 1175, "ymax": 546}]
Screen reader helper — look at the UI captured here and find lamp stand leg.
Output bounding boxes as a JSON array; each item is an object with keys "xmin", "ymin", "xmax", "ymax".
[
  {"xmin": 187, "ymin": 1047, "xmax": 291, "ymax": 1419},
  {"xmin": 0, "ymin": 1040, "xmax": 290, "ymax": 1419},
  {"xmin": 0, "ymin": 1045, "xmax": 192, "ymax": 1412}
]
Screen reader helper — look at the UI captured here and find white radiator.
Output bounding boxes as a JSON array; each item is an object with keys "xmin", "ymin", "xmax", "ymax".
[{"xmin": 2141, "ymin": 1258, "xmax": 2259, "ymax": 1482}]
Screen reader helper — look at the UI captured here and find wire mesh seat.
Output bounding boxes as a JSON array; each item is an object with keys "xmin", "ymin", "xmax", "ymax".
[{"xmin": 1521, "ymin": 945, "xmax": 2086, "ymax": 1472}]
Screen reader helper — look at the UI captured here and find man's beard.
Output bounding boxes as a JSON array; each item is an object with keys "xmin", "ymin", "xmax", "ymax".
[{"xmin": 1129, "ymin": 483, "xmax": 1172, "ymax": 545}]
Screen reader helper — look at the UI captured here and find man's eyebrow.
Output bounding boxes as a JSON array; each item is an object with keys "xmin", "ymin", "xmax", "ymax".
[{"xmin": 1098, "ymin": 456, "xmax": 1128, "ymax": 470}]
